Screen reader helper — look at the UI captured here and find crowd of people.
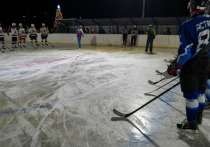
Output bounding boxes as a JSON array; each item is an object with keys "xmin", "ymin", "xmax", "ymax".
[{"xmin": 0, "ymin": 23, "xmax": 50, "ymax": 52}]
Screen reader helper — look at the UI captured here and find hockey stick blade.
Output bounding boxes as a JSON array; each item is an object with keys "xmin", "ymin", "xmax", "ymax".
[
  {"xmin": 113, "ymin": 82, "xmax": 180, "ymax": 118},
  {"xmin": 148, "ymin": 78, "xmax": 165, "ymax": 85},
  {"xmin": 148, "ymin": 80, "xmax": 156, "ymax": 85},
  {"xmin": 111, "ymin": 117, "xmax": 128, "ymax": 121},
  {"xmin": 144, "ymin": 93, "xmax": 156, "ymax": 97},
  {"xmin": 113, "ymin": 109, "xmax": 126, "ymax": 118}
]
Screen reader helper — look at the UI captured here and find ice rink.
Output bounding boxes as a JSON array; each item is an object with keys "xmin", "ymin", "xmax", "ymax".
[{"xmin": 0, "ymin": 44, "xmax": 209, "ymax": 147}]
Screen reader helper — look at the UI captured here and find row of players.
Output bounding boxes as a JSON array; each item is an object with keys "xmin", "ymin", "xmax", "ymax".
[{"xmin": 0, "ymin": 23, "xmax": 49, "ymax": 50}]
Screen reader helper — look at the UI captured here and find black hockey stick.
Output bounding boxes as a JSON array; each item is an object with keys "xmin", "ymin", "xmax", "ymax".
[
  {"xmin": 113, "ymin": 82, "xmax": 180, "ymax": 118},
  {"xmin": 145, "ymin": 77, "xmax": 178, "ymax": 96},
  {"xmin": 4, "ymin": 43, "xmax": 13, "ymax": 51},
  {"xmin": 47, "ymin": 42, "xmax": 55, "ymax": 47},
  {"xmin": 26, "ymin": 42, "xmax": 38, "ymax": 49},
  {"xmin": 148, "ymin": 78, "xmax": 165, "ymax": 85}
]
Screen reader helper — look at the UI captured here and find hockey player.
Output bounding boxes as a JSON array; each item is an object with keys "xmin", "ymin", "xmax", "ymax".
[
  {"xmin": 165, "ymin": 0, "xmax": 210, "ymax": 130},
  {"xmin": 205, "ymin": 74, "xmax": 210, "ymax": 109},
  {"xmin": 18, "ymin": 23, "xmax": 26, "ymax": 48},
  {"xmin": 11, "ymin": 23, "xmax": 18, "ymax": 48},
  {"xmin": 75, "ymin": 26, "xmax": 84, "ymax": 49},
  {"xmin": 0, "ymin": 23, "xmax": 6, "ymax": 51},
  {"xmin": 40, "ymin": 23, "xmax": 48, "ymax": 46},
  {"xmin": 28, "ymin": 24, "xmax": 38, "ymax": 47}
]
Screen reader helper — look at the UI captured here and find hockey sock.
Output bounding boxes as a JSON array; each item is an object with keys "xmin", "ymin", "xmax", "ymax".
[
  {"xmin": 205, "ymin": 79, "xmax": 210, "ymax": 101},
  {"xmin": 186, "ymin": 98, "xmax": 198, "ymax": 121},
  {"xmin": 198, "ymin": 93, "xmax": 205, "ymax": 111}
]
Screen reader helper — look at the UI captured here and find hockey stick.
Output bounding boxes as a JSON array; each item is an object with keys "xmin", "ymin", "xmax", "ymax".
[
  {"xmin": 156, "ymin": 70, "xmax": 163, "ymax": 75},
  {"xmin": 113, "ymin": 82, "xmax": 180, "ymax": 118},
  {"xmin": 26, "ymin": 42, "xmax": 38, "ymax": 49},
  {"xmin": 145, "ymin": 77, "xmax": 178, "ymax": 96},
  {"xmin": 148, "ymin": 78, "xmax": 165, "ymax": 85},
  {"xmin": 4, "ymin": 44, "xmax": 13, "ymax": 51},
  {"xmin": 47, "ymin": 42, "xmax": 55, "ymax": 47}
]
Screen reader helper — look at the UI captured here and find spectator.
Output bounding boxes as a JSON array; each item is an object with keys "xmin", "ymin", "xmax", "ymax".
[
  {"xmin": 131, "ymin": 26, "xmax": 138, "ymax": 46},
  {"xmin": 92, "ymin": 29, "xmax": 97, "ymax": 34},
  {"xmin": 122, "ymin": 26, "xmax": 128, "ymax": 46},
  {"xmin": 86, "ymin": 28, "xmax": 89, "ymax": 34},
  {"xmin": 145, "ymin": 24, "xmax": 156, "ymax": 53},
  {"xmin": 99, "ymin": 27, "xmax": 106, "ymax": 34},
  {"xmin": 138, "ymin": 27, "xmax": 145, "ymax": 34},
  {"xmin": 166, "ymin": 27, "xmax": 171, "ymax": 35}
]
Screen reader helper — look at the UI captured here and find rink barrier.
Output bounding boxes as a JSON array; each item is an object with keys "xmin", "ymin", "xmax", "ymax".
[{"xmin": 4, "ymin": 33, "xmax": 179, "ymax": 49}]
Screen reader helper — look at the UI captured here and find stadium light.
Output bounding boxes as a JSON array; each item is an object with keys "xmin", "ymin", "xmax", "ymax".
[{"xmin": 57, "ymin": 5, "xmax": 61, "ymax": 9}]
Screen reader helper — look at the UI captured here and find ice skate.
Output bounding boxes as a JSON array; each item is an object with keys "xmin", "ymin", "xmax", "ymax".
[
  {"xmin": 196, "ymin": 111, "xmax": 203, "ymax": 125},
  {"xmin": 204, "ymin": 101, "xmax": 210, "ymax": 109},
  {"xmin": 177, "ymin": 119, "xmax": 198, "ymax": 132},
  {"xmin": 1, "ymin": 47, "xmax": 5, "ymax": 53}
]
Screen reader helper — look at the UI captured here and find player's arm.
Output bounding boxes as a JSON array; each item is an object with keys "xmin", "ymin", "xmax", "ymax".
[{"xmin": 176, "ymin": 23, "xmax": 194, "ymax": 67}]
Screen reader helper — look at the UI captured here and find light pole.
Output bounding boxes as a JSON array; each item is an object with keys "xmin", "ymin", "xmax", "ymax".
[{"xmin": 142, "ymin": 0, "xmax": 145, "ymax": 17}]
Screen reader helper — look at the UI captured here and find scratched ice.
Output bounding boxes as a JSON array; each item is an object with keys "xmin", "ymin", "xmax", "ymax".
[{"xmin": 0, "ymin": 45, "xmax": 209, "ymax": 147}]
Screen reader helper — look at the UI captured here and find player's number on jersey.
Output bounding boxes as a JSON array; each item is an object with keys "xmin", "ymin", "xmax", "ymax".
[{"xmin": 197, "ymin": 29, "xmax": 210, "ymax": 51}]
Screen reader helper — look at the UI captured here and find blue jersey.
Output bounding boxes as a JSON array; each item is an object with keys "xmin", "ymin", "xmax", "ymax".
[{"xmin": 177, "ymin": 15, "xmax": 210, "ymax": 67}]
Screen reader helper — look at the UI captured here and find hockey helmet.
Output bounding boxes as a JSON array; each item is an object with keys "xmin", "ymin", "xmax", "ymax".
[
  {"xmin": 12, "ymin": 23, "xmax": 16, "ymax": 26},
  {"xmin": 42, "ymin": 23, "xmax": 45, "ymax": 26},
  {"xmin": 31, "ymin": 24, "xmax": 35, "ymax": 27},
  {"xmin": 148, "ymin": 24, "xmax": 153, "ymax": 28},
  {"xmin": 188, "ymin": 0, "xmax": 209, "ymax": 11},
  {"xmin": 19, "ymin": 23, "xmax": 23, "ymax": 27}
]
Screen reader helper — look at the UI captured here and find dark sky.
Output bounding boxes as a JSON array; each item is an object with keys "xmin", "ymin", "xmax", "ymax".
[{"xmin": 0, "ymin": 0, "xmax": 188, "ymax": 28}]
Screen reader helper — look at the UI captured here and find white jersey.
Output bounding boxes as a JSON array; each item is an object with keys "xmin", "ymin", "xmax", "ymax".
[
  {"xmin": 11, "ymin": 27, "xmax": 18, "ymax": 37},
  {"xmin": 0, "ymin": 27, "xmax": 4, "ymax": 37},
  {"xmin": 40, "ymin": 27, "xmax": 48, "ymax": 36},
  {"xmin": 19, "ymin": 28, "xmax": 26, "ymax": 37},
  {"xmin": 28, "ymin": 27, "xmax": 37, "ymax": 36}
]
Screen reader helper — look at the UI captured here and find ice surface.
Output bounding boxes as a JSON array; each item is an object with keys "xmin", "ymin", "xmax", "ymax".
[{"xmin": 0, "ymin": 45, "xmax": 209, "ymax": 147}]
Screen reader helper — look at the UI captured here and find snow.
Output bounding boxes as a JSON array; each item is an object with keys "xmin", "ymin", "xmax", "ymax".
[{"xmin": 0, "ymin": 45, "xmax": 209, "ymax": 147}]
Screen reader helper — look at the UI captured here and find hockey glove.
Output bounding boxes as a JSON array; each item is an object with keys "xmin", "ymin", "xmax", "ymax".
[{"xmin": 167, "ymin": 60, "xmax": 181, "ymax": 77}]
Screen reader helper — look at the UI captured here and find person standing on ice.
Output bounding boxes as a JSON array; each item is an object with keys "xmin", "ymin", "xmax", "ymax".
[
  {"xmin": 28, "ymin": 24, "xmax": 39, "ymax": 47},
  {"xmin": 145, "ymin": 24, "xmax": 156, "ymax": 53},
  {"xmin": 205, "ymin": 70, "xmax": 210, "ymax": 109},
  {"xmin": 40, "ymin": 23, "xmax": 48, "ymax": 46},
  {"xmin": 18, "ymin": 23, "xmax": 26, "ymax": 48},
  {"xmin": 165, "ymin": 0, "xmax": 210, "ymax": 131},
  {"xmin": 0, "ymin": 23, "xmax": 6, "ymax": 51},
  {"xmin": 122, "ymin": 26, "xmax": 128, "ymax": 46},
  {"xmin": 11, "ymin": 23, "xmax": 18, "ymax": 49},
  {"xmin": 75, "ymin": 26, "xmax": 84, "ymax": 49},
  {"xmin": 130, "ymin": 25, "xmax": 138, "ymax": 46}
]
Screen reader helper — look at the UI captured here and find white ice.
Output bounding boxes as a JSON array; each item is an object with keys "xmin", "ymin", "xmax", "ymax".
[{"xmin": 0, "ymin": 45, "xmax": 209, "ymax": 147}]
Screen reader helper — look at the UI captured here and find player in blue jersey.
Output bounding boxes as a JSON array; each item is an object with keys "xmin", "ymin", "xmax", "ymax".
[
  {"xmin": 166, "ymin": 0, "xmax": 210, "ymax": 130},
  {"xmin": 205, "ymin": 73, "xmax": 210, "ymax": 109}
]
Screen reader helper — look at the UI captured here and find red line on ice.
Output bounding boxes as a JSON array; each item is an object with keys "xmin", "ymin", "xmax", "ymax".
[{"xmin": 0, "ymin": 47, "xmax": 121, "ymax": 72}]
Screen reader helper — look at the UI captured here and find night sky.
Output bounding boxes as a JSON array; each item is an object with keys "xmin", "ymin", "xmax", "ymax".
[{"xmin": 0, "ymin": 0, "xmax": 188, "ymax": 28}]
